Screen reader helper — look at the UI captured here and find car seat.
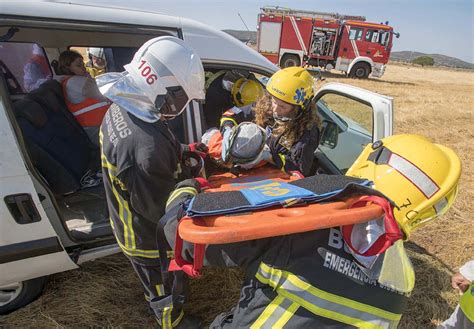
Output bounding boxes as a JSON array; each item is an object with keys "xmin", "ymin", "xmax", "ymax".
[{"xmin": 12, "ymin": 79, "xmax": 100, "ymax": 195}]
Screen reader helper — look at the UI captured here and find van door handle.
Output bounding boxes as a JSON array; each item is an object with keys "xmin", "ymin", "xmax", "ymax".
[{"xmin": 4, "ymin": 194, "xmax": 41, "ymax": 224}]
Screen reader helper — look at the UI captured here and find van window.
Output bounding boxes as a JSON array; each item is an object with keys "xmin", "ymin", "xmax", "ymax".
[
  {"xmin": 348, "ymin": 28, "xmax": 363, "ymax": 41},
  {"xmin": 70, "ymin": 46, "xmax": 137, "ymax": 73},
  {"xmin": 0, "ymin": 42, "xmax": 52, "ymax": 94}
]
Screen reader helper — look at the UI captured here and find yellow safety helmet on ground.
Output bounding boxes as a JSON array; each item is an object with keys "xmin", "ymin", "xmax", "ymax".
[
  {"xmin": 266, "ymin": 67, "xmax": 315, "ymax": 110},
  {"xmin": 231, "ymin": 78, "xmax": 264, "ymax": 107},
  {"xmin": 346, "ymin": 134, "xmax": 461, "ymax": 239}
]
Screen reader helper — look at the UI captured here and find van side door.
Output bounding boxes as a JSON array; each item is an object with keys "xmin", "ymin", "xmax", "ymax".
[
  {"xmin": 0, "ymin": 42, "xmax": 77, "ymax": 286},
  {"xmin": 314, "ymin": 82, "xmax": 393, "ymax": 174}
]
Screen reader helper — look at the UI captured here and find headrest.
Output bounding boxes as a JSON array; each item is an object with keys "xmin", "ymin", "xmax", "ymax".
[{"xmin": 13, "ymin": 98, "xmax": 47, "ymax": 128}]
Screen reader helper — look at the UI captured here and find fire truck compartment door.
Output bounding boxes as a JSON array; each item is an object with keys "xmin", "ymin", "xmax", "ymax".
[{"xmin": 259, "ymin": 22, "xmax": 282, "ymax": 54}]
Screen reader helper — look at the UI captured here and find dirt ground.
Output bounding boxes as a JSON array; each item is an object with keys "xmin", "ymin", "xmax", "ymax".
[{"xmin": 2, "ymin": 62, "xmax": 473, "ymax": 328}]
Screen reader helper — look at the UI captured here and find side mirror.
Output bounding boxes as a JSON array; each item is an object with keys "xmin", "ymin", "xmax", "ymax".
[{"xmin": 320, "ymin": 120, "xmax": 339, "ymax": 149}]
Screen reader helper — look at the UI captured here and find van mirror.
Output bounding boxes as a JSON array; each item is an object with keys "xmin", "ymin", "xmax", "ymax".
[{"xmin": 320, "ymin": 120, "xmax": 339, "ymax": 149}]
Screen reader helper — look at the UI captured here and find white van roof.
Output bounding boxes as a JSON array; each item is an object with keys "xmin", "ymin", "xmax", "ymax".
[{"xmin": 0, "ymin": 1, "xmax": 278, "ymax": 74}]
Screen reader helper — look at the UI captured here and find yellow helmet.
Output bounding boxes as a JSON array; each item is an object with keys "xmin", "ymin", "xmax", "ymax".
[
  {"xmin": 231, "ymin": 78, "xmax": 264, "ymax": 107},
  {"xmin": 266, "ymin": 67, "xmax": 315, "ymax": 109},
  {"xmin": 346, "ymin": 134, "xmax": 461, "ymax": 239}
]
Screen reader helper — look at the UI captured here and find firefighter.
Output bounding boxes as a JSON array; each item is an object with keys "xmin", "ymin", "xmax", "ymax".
[
  {"xmin": 161, "ymin": 133, "xmax": 461, "ymax": 328},
  {"xmin": 86, "ymin": 47, "xmax": 107, "ymax": 77},
  {"xmin": 99, "ymin": 36, "xmax": 206, "ymax": 328},
  {"xmin": 219, "ymin": 76, "xmax": 264, "ymax": 132},
  {"xmin": 221, "ymin": 67, "xmax": 321, "ymax": 176}
]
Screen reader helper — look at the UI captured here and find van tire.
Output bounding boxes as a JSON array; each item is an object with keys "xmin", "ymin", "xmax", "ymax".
[
  {"xmin": 280, "ymin": 54, "xmax": 301, "ymax": 68},
  {"xmin": 349, "ymin": 62, "xmax": 371, "ymax": 79},
  {"xmin": 0, "ymin": 277, "xmax": 48, "ymax": 315}
]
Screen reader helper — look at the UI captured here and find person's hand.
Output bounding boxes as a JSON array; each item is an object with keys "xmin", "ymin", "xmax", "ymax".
[
  {"xmin": 451, "ymin": 272, "xmax": 471, "ymax": 294},
  {"xmin": 188, "ymin": 142, "xmax": 208, "ymax": 159}
]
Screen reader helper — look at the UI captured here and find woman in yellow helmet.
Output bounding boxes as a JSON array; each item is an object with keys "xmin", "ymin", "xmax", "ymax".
[{"xmin": 253, "ymin": 67, "xmax": 321, "ymax": 176}]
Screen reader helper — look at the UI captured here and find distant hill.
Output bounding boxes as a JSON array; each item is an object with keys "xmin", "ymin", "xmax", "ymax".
[
  {"xmin": 223, "ymin": 29, "xmax": 257, "ymax": 43},
  {"xmin": 390, "ymin": 51, "xmax": 474, "ymax": 69}
]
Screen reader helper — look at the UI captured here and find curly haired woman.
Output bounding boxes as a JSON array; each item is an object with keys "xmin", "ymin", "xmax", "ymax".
[{"xmin": 253, "ymin": 67, "xmax": 321, "ymax": 176}]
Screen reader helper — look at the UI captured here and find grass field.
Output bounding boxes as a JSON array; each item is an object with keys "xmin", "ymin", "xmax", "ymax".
[{"xmin": 2, "ymin": 62, "xmax": 473, "ymax": 328}]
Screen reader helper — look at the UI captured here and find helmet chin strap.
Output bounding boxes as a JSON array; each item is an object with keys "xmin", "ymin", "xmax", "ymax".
[{"xmin": 273, "ymin": 108, "xmax": 304, "ymax": 122}]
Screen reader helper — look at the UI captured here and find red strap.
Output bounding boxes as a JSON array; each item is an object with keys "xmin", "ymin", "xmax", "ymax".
[
  {"xmin": 168, "ymin": 216, "xmax": 206, "ymax": 278},
  {"xmin": 341, "ymin": 195, "xmax": 402, "ymax": 257},
  {"xmin": 195, "ymin": 177, "xmax": 211, "ymax": 190}
]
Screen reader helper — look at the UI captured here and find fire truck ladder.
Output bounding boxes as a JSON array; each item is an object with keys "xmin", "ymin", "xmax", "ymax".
[{"xmin": 261, "ymin": 6, "xmax": 366, "ymax": 21}]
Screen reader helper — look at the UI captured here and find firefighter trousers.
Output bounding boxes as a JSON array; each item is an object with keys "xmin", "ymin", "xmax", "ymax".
[{"xmin": 128, "ymin": 257, "xmax": 186, "ymax": 328}]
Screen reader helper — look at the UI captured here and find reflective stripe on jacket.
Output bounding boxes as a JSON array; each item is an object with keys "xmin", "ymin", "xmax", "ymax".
[
  {"xmin": 100, "ymin": 104, "xmax": 183, "ymax": 263},
  {"xmin": 253, "ymin": 262, "xmax": 401, "ymax": 328},
  {"xmin": 460, "ymin": 282, "xmax": 474, "ymax": 323}
]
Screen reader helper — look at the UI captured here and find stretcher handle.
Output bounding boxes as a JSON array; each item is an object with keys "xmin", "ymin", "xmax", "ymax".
[{"xmin": 178, "ymin": 196, "xmax": 385, "ymax": 245}]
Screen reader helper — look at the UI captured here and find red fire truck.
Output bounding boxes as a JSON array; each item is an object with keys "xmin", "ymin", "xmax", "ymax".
[{"xmin": 257, "ymin": 6, "xmax": 399, "ymax": 78}]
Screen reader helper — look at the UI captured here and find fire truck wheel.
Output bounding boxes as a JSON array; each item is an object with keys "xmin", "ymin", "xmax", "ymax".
[
  {"xmin": 349, "ymin": 62, "xmax": 371, "ymax": 79},
  {"xmin": 280, "ymin": 54, "xmax": 301, "ymax": 68}
]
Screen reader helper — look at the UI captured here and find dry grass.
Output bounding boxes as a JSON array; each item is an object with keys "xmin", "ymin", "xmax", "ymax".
[{"xmin": 2, "ymin": 63, "xmax": 473, "ymax": 328}]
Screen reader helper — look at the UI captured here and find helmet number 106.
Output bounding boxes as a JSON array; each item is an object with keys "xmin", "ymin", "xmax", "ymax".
[{"xmin": 138, "ymin": 60, "xmax": 158, "ymax": 85}]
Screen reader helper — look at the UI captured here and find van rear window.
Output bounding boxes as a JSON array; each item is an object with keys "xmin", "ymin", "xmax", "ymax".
[{"xmin": 0, "ymin": 42, "xmax": 52, "ymax": 94}]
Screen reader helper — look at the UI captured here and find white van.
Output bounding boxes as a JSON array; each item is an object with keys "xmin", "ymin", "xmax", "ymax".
[{"xmin": 0, "ymin": 1, "xmax": 393, "ymax": 313}]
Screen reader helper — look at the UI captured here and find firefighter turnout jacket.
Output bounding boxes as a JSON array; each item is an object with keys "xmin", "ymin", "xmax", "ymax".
[
  {"xmin": 100, "ymin": 103, "xmax": 184, "ymax": 263},
  {"xmin": 163, "ymin": 180, "xmax": 408, "ymax": 328}
]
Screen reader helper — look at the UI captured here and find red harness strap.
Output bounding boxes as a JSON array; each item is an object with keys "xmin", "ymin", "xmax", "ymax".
[
  {"xmin": 168, "ymin": 216, "xmax": 206, "ymax": 278},
  {"xmin": 341, "ymin": 195, "xmax": 402, "ymax": 257}
]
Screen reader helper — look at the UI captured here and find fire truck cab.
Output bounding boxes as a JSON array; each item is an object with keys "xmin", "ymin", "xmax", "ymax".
[{"xmin": 257, "ymin": 6, "xmax": 399, "ymax": 78}]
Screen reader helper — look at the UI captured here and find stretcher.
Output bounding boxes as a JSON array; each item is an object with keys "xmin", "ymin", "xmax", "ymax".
[
  {"xmin": 178, "ymin": 166, "xmax": 386, "ymax": 245},
  {"xmin": 170, "ymin": 167, "xmax": 394, "ymax": 277}
]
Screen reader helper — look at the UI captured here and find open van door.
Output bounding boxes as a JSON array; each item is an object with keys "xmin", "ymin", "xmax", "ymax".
[
  {"xmin": 314, "ymin": 82, "xmax": 393, "ymax": 174},
  {"xmin": 0, "ymin": 42, "xmax": 77, "ymax": 312}
]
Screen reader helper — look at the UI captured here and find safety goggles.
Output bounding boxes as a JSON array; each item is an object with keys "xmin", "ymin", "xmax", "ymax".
[{"xmin": 155, "ymin": 86, "xmax": 190, "ymax": 119}]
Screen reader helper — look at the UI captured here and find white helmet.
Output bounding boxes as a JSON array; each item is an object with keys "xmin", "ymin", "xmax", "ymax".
[
  {"xmin": 124, "ymin": 36, "xmax": 205, "ymax": 119},
  {"xmin": 87, "ymin": 47, "xmax": 105, "ymax": 60}
]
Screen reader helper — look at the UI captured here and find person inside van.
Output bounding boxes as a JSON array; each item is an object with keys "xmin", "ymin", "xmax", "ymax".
[
  {"xmin": 220, "ymin": 67, "xmax": 321, "ymax": 177},
  {"xmin": 23, "ymin": 44, "xmax": 52, "ymax": 92},
  {"xmin": 85, "ymin": 47, "xmax": 107, "ymax": 78},
  {"xmin": 55, "ymin": 50, "xmax": 110, "ymax": 145}
]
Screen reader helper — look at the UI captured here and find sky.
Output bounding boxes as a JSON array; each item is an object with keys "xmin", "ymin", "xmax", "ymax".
[{"xmin": 78, "ymin": 0, "xmax": 473, "ymax": 63}]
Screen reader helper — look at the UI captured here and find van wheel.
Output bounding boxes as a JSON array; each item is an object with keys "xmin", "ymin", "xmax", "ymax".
[
  {"xmin": 349, "ymin": 62, "xmax": 371, "ymax": 79},
  {"xmin": 280, "ymin": 54, "xmax": 301, "ymax": 68},
  {"xmin": 0, "ymin": 277, "xmax": 48, "ymax": 315}
]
